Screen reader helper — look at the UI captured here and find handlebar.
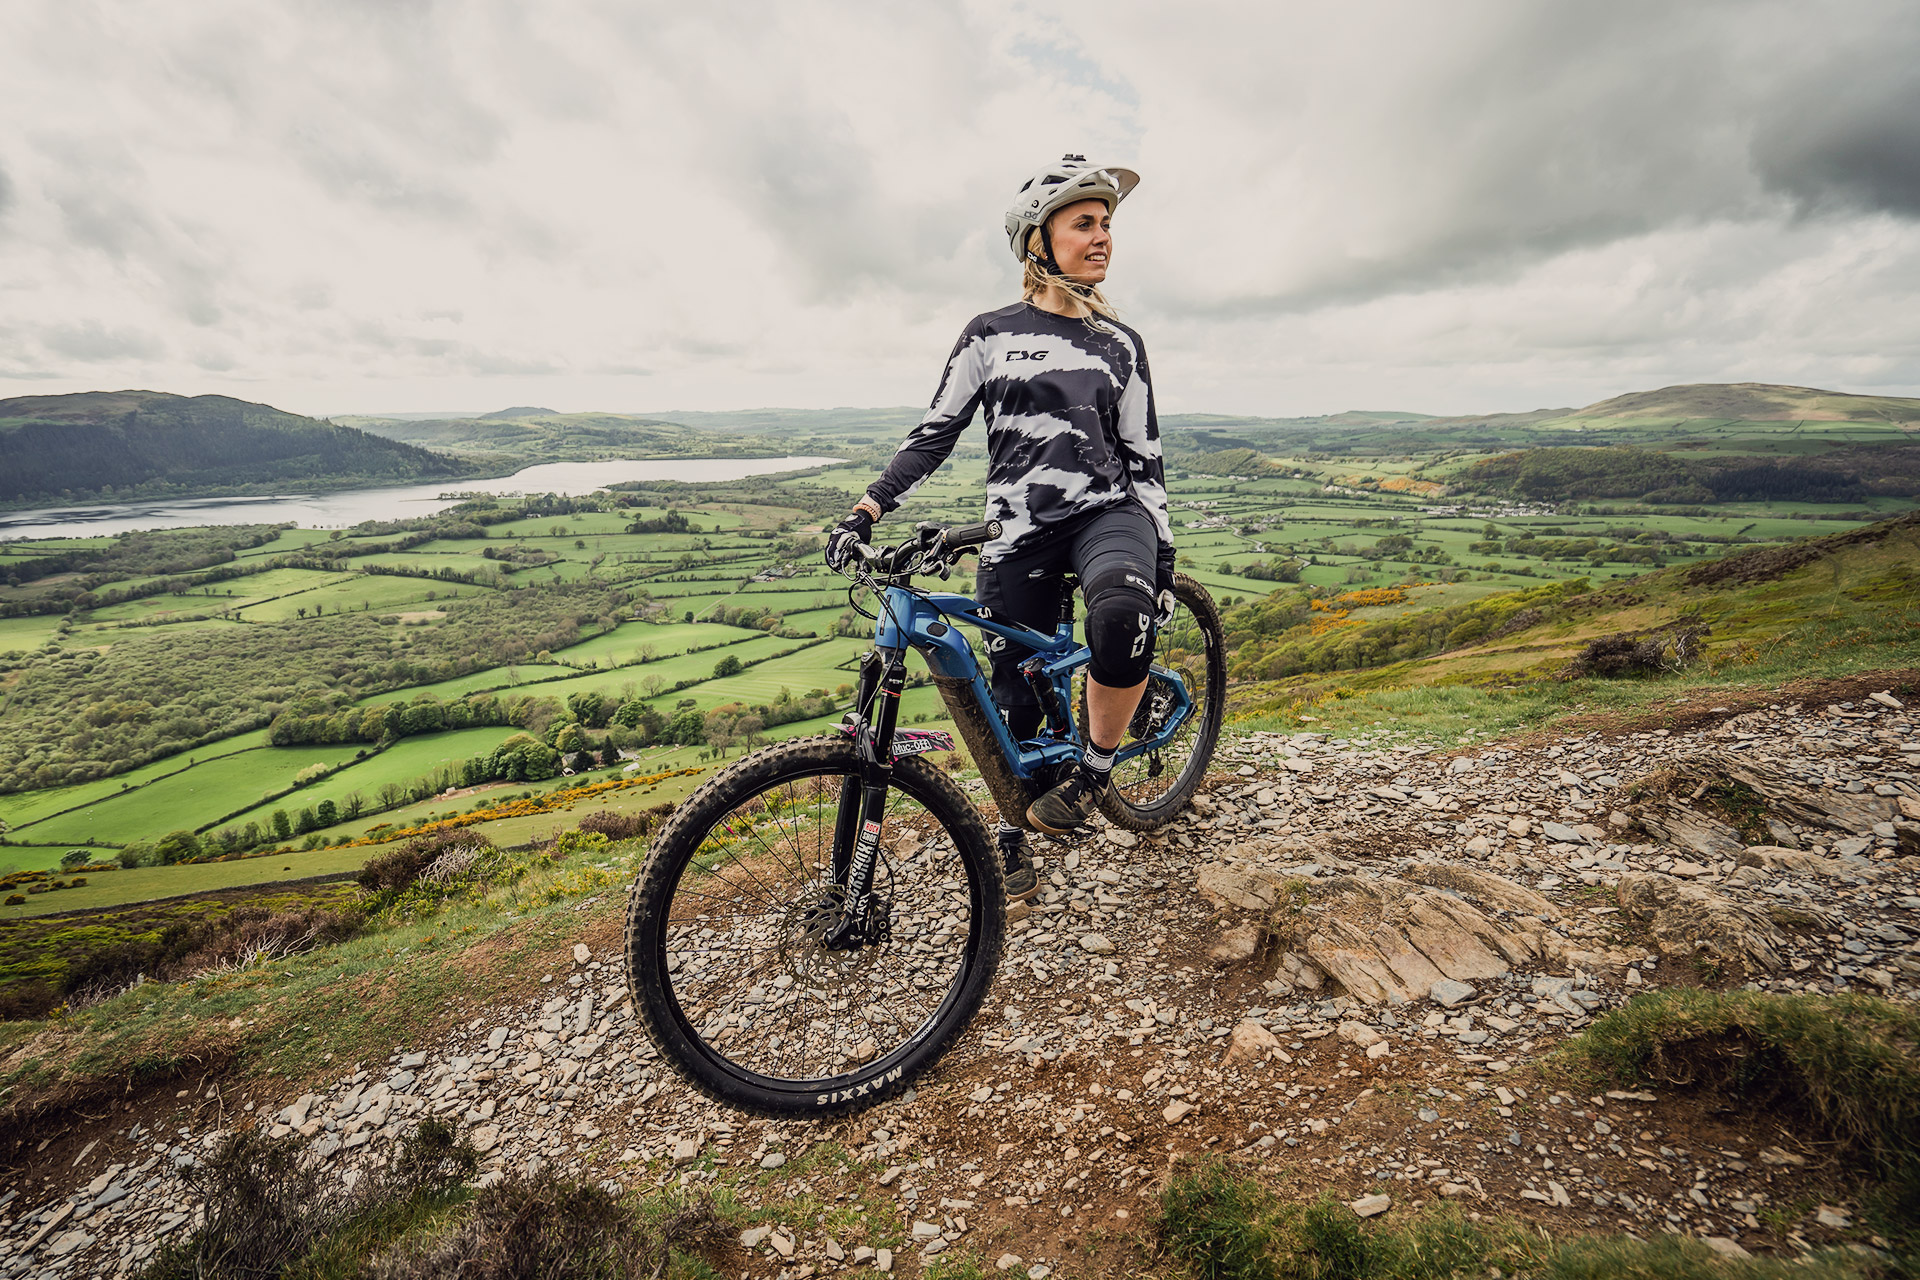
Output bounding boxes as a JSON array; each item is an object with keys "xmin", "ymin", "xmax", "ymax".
[
  {"xmin": 854, "ymin": 519, "xmax": 1001, "ymax": 577},
  {"xmin": 942, "ymin": 521, "xmax": 998, "ymax": 552}
]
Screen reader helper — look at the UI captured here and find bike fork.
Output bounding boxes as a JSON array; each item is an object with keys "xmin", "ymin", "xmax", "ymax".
[{"xmin": 828, "ymin": 648, "xmax": 906, "ymax": 947}]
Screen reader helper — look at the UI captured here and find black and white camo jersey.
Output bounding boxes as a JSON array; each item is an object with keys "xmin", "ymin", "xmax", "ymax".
[{"xmin": 865, "ymin": 302, "xmax": 1173, "ymax": 565}]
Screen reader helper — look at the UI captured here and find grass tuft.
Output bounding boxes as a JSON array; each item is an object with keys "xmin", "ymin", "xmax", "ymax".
[
  {"xmin": 139, "ymin": 1121, "xmax": 481, "ymax": 1280},
  {"xmin": 1157, "ymin": 1157, "xmax": 1283, "ymax": 1280},
  {"xmin": 1544, "ymin": 1234, "xmax": 1881, "ymax": 1279},
  {"xmin": 368, "ymin": 1177, "xmax": 719, "ymax": 1280},
  {"xmin": 1156, "ymin": 1159, "xmax": 1899, "ymax": 1280},
  {"xmin": 1562, "ymin": 989, "xmax": 1920, "ymax": 1181},
  {"xmin": 136, "ymin": 1120, "xmax": 725, "ymax": 1280}
]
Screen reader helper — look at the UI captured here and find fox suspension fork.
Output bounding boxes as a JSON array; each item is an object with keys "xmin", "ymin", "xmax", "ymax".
[{"xmin": 827, "ymin": 648, "xmax": 906, "ymax": 948}]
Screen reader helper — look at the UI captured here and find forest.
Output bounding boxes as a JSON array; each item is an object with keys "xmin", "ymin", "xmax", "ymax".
[
  {"xmin": 0, "ymin": 580, "xmax": 630, "ymax": 794},
  {"xmin": 0, "ymin": 390, "xmax": 480, "ymax": 504},
  {"xmin": 1465, "ymin": 444, "xmax": 1906, "ymax": 504}
]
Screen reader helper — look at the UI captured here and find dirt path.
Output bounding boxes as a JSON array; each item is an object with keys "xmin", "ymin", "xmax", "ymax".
[{"xmin": 4, "ymin": 675, "xmax": 1916, "ymax": 1276}]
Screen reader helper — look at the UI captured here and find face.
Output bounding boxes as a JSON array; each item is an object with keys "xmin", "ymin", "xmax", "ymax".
[{"xmin": 1045, "ymin": 198, "xmax": 1113, "ymax": 283}]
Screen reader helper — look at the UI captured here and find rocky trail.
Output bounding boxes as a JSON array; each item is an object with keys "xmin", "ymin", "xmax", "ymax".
[{"xmin": 5, "ymin": 679, "xmax": 1918, "ymax": 1278}]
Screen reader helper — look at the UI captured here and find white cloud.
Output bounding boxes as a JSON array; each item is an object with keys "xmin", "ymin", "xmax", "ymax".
[{"xmin": 0, "ymin": 0, "xmax": 1916, "ymax": 418}]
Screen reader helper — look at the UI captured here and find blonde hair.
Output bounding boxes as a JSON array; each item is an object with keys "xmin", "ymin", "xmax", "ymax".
[{"xmin": 1021, "ymin": 226, "xmax": 1118, "ymax": 323}]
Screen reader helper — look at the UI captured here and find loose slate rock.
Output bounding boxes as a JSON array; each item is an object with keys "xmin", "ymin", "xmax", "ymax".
[{"xmin": 1349, "ymin": 1194, "xmax": 1392, "ymax": 1217}]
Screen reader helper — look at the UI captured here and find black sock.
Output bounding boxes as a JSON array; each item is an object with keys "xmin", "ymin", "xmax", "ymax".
[
  {"xmin": 1080, "ymin": 742, "xmax": 1115, "ymax": 785},
  {"xmin": 996, "ymin": 820, "xmax": 1024, "ymax": 847}
]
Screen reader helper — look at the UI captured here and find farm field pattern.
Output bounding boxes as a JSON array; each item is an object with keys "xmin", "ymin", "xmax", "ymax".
[{"xmin": 3, "ymin": 400, "xmax": 1916, "ymax": 915}]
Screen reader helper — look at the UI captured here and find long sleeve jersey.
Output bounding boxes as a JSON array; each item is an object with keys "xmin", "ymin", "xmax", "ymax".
[{"xmin": 865, "ymin": 302, "xmax": 1173, "ymax": 567}]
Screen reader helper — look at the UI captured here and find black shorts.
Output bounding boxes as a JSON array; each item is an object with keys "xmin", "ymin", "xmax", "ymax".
[{"xmin": 975, "ymin": 499, "xmax": 1160, "ymax": 710}]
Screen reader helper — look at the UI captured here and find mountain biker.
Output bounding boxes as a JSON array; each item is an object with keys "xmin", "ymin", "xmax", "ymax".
[{"xmin": 824, "ymin": 155, "xmax": 1176, "ymax": 903}]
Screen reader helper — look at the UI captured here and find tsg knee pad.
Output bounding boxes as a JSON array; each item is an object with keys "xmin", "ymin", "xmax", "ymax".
[{"xmin": 1082, "ymin": 567, "xmax": 1156, "ymax": 687}]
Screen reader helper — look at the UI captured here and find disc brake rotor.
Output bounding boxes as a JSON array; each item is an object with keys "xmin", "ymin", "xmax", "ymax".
[
  {"xmin": 775, "ymin": 883, "xmax": 888, "ymax": 987},
  {"xmin": 1128, "ymin": 673, "xmax": 1179, "ymax": 740}
]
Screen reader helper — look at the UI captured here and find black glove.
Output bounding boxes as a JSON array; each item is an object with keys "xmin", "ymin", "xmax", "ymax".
[{"xmin": 825, "ymin": 510, "xmax": 875, "ymax": 572}]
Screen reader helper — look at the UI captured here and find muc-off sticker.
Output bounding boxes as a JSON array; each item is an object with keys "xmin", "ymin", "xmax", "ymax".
[{"xmin": 892, "ymin": 730, "xmax": 956, "ymax": 758}]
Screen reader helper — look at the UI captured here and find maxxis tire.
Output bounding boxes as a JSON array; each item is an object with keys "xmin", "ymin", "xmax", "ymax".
[
  {"xmin": 1096, "ymin": 572, "xmax": 1227, "ymax": 832},
  {"xmin": 623, "ymin": 735, "xmax": 1003, "ymax": 1118}
]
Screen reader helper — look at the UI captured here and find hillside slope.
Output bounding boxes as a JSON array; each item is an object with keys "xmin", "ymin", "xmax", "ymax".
[
  {"xmin": 1224, "ymin": 508, "xmax": 1920, "ymax": 724},
  {"xmin": 1559, "ymin": 381, "xmax": 1920, "ymax": 424},
  {"xmin": 341, "ymin": 409, "xmax": 800, "ymax": 461},
  {"xmin": 0, "ymin": 391, "xmax": 478, "ymax": 504}
]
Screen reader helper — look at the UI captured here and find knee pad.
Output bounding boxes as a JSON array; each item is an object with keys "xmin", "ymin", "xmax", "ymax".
[{"xmin": 1082, "ymin": 567, "xmax": 1157, "ymax": 687}]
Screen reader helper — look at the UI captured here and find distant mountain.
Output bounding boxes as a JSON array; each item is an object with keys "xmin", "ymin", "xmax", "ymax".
[
  {"xmin": 629, "ymin": 407, "xmax": 925, "ymax": 435},
  {"xmin": 475, "ymin": 406, "xmax": 558, "ymax": 420},
  {"xmin": 0, "ymin": 391, "xmax": 481, "ymax": 505},
  {"xmin": 1553, "ymin": 382, "xmax": 1920, "ymax": 424},
  {"xmin": 341, "ymin": 410, "xmax": 781, "ymax": 460}
]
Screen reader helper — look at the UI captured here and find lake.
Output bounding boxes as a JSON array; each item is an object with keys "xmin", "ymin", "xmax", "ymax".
[{"xmin": 0, "ymin": 456, "xmax": 843, "ymax": 541}]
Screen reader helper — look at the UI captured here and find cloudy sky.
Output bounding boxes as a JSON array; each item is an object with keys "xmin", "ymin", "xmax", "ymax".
[{"xmin": 3, "ymin": 0, "xmax": 1918, "ymax": 420}]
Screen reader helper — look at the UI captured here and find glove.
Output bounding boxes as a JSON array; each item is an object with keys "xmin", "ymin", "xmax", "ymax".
[
  {"xmin": 824, "ymin": 510, "xmax": 875, "ymax": 572},
  {"xmin": 1155, "ymin": 546, "xmax": 1177, "ymax": 624}
]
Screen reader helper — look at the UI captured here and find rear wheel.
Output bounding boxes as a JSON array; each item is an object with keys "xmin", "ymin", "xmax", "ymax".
[
  {"xmin": 624, "ymin": 736, "xmax": 1002, "ymax": 1117},
  {"xmin": 1088, "ymin": 572, "xmax": 1226, "ymax": 830}
]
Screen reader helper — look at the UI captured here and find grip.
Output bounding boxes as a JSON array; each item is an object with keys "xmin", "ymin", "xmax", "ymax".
[{"xmin": 944, "ymin": 520, "xmax": 1001, "ymax": 550}]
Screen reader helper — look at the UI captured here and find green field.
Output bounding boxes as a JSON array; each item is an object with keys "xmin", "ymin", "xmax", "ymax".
[
  {"xmin": 0, "ymin": 615, "xmax": 62, "ymax": 652},
  {"xmin": 239, "ymin": 573, "xmax": 488, "ymax": 622},
  {"xmin": 17, "ymin": 744, "xmax": 364, "ymax": 847},
  {"xmin": 3, "ymin": 391, "xmax": 1916, "ymax": 920},
  {"xmin": 214, "ymin": 726, "xmax": 526, "ymax": 837},
  {"xmin": 0, "ymin": 732, "xmax": 273, "ymax": 832},
  {"xmin": 0, "ymin": 842, "xmax": 381, "ymax": 919},
  {"xmin": 0, "ymin": 846, "xmax": 93, "ymax": 875},
  {"xmin": 541, "ymin": 620, "xmax": 756, "ymax": 666}
]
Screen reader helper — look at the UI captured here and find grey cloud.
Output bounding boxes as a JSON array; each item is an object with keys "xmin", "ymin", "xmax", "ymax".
[
  {"xmin": 41, "ymin": 321, "xmax": 166, "ymax": 361},
  {"xmin": 1123, "ymin": 1, "xmax": 1920, "ymax": 314},
  {"xmin": 34, "ymin": 133, "xmax": 227, "ymax": 325},
  {"xmin": 1752, "ymin": 63, "xmax": 1920, "ymax": 217},
  {"xmin": 4, "ymin": 0, "xmax": 1917, "ymax": 415},
  {"xmin": 0, "ymin": 160, "xmax": 12, "ymax": 217}
]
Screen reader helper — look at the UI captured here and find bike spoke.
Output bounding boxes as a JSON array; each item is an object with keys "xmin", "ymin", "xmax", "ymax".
[
  {"xmin": 1111, "ymin": 594, "xmax": 1216, "ymax": 809},
  {"xmin": 659, "ymin": 774, "xmax": 977, "ymax": 1086}
]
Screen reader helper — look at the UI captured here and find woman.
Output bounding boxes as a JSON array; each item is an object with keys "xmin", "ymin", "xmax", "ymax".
[{"xmin": 825, "ymin": 154, "xmax": 1175, "ymax": 902}]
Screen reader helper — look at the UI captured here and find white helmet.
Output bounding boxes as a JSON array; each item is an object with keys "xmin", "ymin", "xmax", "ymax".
[{"xmin": 1004, "ymin": 154, "xmax": 1140, "ymax": 268}]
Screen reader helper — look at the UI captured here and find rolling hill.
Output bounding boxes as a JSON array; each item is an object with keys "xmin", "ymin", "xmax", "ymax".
[
  {"xmin": 1552, "ymin": 382, "xmax": 1920, "ymax": 424},
  {"xmin": 338, "ymin": 409, "xmax": 802, "ymax": 462},
  {"xmin": 0, "ymin": 391, "xmax": 481, "ymax": 505}
]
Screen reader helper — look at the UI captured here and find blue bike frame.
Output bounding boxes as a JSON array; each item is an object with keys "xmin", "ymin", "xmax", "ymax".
[{"xmin": 871, "ymin": 584, "xmax": 1195, "ymax": 776}]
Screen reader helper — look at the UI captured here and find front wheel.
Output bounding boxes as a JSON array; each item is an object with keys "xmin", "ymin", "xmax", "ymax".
[
  {"xmin": 1092, "ymin": 572, "xmax": 1226, "ymax": 830},
  {"xmin": 624, "ymin": 735, "xmax": 1003, "ymax": 1117}
]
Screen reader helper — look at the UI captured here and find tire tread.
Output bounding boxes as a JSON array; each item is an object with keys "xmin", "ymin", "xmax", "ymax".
[{"xmin": 624, "ymin": 735, "xmax": 1001, "ymax": 1117}]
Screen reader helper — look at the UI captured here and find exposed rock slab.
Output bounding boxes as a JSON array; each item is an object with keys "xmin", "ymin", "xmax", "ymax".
[
  {"xmin": 1614, "ymin": 872, "xmax": 1786, "ymax": 972},
  {"xmin": 1195, "ymin": 862, "xmax": 1548, "ymax": 1005},
  {"xmin": 1736, "ymin": 845, "xmax": 1871, "ymax": 878},
  {"xmin": 1402, "ymin": 864, "xmax": 1562, "ymax": 920}
]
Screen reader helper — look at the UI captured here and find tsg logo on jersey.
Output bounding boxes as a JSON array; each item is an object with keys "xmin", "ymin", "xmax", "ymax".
[{"xmin": 1005, "ymin": 350, "xmax": 1050, "ymax": 362}]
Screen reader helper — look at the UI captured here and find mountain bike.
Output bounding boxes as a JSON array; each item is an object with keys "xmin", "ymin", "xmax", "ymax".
[{"xmin": 624, "ymin": 517, "xmax": 1226, "ymax": 1116}]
